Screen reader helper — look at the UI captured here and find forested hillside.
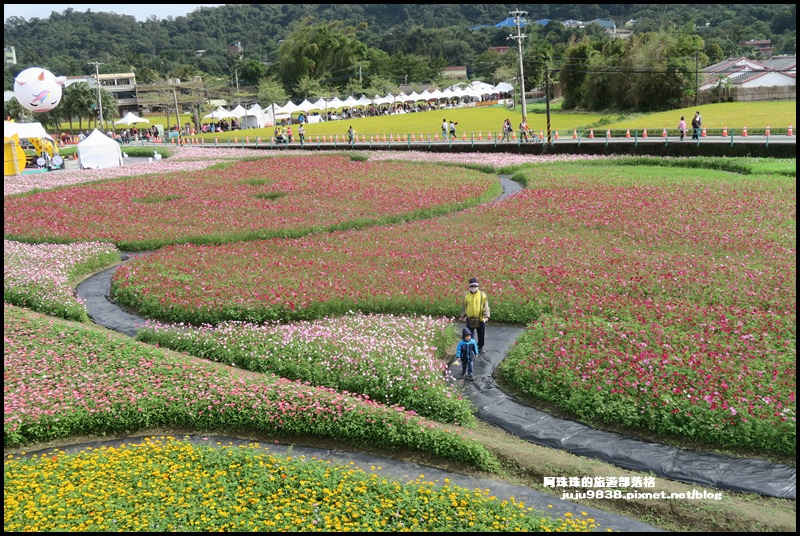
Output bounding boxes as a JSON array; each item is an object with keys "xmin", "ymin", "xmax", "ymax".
[
  {"xmin": 4, "ymin": 4, "xmax": 796, "ymax": 114},
  {"xmin": 5, "ymin": 4, "xmax": 795, "ymax": 83}
]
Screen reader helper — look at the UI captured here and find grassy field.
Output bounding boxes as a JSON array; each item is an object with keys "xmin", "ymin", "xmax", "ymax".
[{"xmin": 65, "ymin": 101, "xmax": 797, "ymax": 142}]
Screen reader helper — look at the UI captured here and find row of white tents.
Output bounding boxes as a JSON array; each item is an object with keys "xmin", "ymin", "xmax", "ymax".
[{"xmin": 202, "ymin": 81, "xmax": 515, "ymax": 128}]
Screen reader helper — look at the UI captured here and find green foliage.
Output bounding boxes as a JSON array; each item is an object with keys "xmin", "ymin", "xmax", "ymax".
[
  {"xmin": 5, "ymin": 5, "xmax": 794, "ymax": 110},
  {"xmin": 277, "ymin": 19, "xmax": 368, "ymax": 95},
  {"xmin": 581, "ymin": 155, "xmax": 796, "ymax": 176},
  {"xmin": 562, "ymin": 30, "xmax": 706, "ymax": 112},
  {"xmin": 257, "ymin": 79, "xmax": 289, "ymax": 107}
]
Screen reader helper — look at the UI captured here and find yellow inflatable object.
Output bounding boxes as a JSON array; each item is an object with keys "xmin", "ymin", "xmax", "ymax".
[
  {"xmin": 29, "ymin": 136, "xmax": 58, "ymax": 158},
  {"xmin": 4, "ymin": 134, "xmax": 27, "ymax": 176}
]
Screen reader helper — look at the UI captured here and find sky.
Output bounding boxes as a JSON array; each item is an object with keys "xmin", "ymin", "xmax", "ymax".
[{"xmin": 4, "ymin": 3, "xmax": 225, "ymax": 23}]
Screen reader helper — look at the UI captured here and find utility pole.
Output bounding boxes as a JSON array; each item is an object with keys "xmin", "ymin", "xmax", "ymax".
[
  {"xmin": 694, "ymin": 51, "xmax": 699, "ymax": 107},
  {"xmin": 507, "ymin": 10, "xmax": 528, "ymax": 123},
  {"xmin": 234, "ymin": 66, "xmax": 240, "ymax": 102},
  {"xmin": 88, "ymin": 61, "xmax": 104, "ymax": 130},
  {"xmin": 545, "ymin": 64, "xmax": 552, "ymax": 145},
  {"xmin": 172, "ymin": 88, "xmax": 181, "ymax": 131}
]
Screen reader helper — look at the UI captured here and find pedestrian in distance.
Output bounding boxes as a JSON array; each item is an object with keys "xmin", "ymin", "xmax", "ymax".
[
  {"xmin": 454, "ymin": 327, "xmax": 479, "ymax": 380},
  {"xmin": 501, "ymin": 118, "xmax": 513, "ymax": 142},
  {"xmin": 691, "ymin": 111, "xmax": 701, "ymax": 140},
  {"xmin": 519, "ymin": 119, "xmax": 530, "ymax": 142},
  {"xmin": 298, "ymin": 123, "xmax": 305, "ymax": 143},
  {"xmin": 460, "ymin": 277, "xmax": 490, "ymax": 354},
  {"xmin": 449, "ymin": 120, "xmax": 458, "ymax": 140},
  {"xmin": 678, "ymin": 116, "xmax": 687, "ymax": 141},
  {"xmin": 442, "ymin": 118, "xmax": 448, "ymax": 140},
  {"xmin": 347, "ymin": 125, "xmax": 355, "ymax": 144}
]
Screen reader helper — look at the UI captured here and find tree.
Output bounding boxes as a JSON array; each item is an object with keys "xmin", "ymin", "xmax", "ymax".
[
  {"xmin": 3, "ymin": 98, "xmax": 32, "ymax": 123},
  {"xmin": 491, "ymin": 65, "xmax": 515, "ymax": 86},
  {"xmin": 171, "ymin": 64, "xmax": 201, "ymax": 82},
  {"xmin": 294, "ymin": 76, "xmax": 325, "ymax": 101},
  {"xmin": 99, "ymin": 88, "xmax": 119, "ymax": 130},
  {"xmin": 235, "ymin": 58, "xmax": 268, "ymax": 86},
  {"xmin": 472, "ymin": 49, "xmax": 513, "ymax": 81},
  {"xmin": 364, "ymin": 76, "xmax": 399, "ymax": 97},
  {"xmin": 60, "ymin": 82, "xmax": 96, "ymax": 132},
  {"xmin": 389, "ymin": 53, "xmax": 445, "ymax": 86},
  {"xmin": 559, "ymin": 38, "xmax": 597, "ymax": 110},
  {"xmin": 257, "ymin": 79, "xmax": 289, "ymax": 107},
  {"xmin": 277, "ymin": 19, "xmax": 368, "ymax": 92},
  {"xmin": 704, "ymin": 41, "xmax": 726, "ymax": 64}
]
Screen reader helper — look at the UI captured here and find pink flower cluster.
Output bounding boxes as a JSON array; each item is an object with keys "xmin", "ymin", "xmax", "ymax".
[{"xmin": 5, "ymin": 155, "xmax": 494, "ymax": 245}]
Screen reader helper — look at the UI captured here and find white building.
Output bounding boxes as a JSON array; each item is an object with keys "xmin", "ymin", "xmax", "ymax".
[{"xmin": 700, "ymin": 56, "xmax": 796, "ymax": 90}]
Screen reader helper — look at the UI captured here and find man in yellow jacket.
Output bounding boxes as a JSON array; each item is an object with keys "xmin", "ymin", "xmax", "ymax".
[{"xmin": 460, "ymin": 277, "xmax": 490, "ymax": 354}]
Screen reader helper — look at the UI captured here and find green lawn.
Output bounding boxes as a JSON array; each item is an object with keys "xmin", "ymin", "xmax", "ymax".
[{"xmin": 61, "ymin": 101, "xmax": 796, "ymax": 142}]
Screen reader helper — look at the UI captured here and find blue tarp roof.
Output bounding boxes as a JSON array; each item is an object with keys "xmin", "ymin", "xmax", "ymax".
[
  {"xmin": 495, "ymin": 17, "xmax": 550, "ymax": 28},
  {"xmin": 495, "ymin": 17, "xmax": 527, "ymax": 28}
]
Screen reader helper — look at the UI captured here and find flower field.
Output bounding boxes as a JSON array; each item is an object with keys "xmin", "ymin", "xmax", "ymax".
[
  {"xmin": 109, "ymin": 160, "xmax": 796, "ymax": 453},
  {"xmin": 4, "ymin": 154, "xmax": 500, "ymax": 249},
  {"xmin": 3, "ymin": 148, "xmax": 796, "ymax": 531},
  {"xmin": 4, "ymin": 239, "xmax": 119, "ymax": 321},
  {"xmin": 3, "ymin": 303, "xmax": 495, "ymax": 472},
  {"xmin": 4, "ymin": 437, "xmax": 597, "ymax": 532},
  {"xmin": 137, "ymin": 313, "xmax": 476, "ymax": 426}
]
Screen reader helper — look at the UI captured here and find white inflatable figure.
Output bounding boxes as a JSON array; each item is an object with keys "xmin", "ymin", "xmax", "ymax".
[
  {"xmin": 153, "ymin": 151, "xmax": 162, "ymax": 160},
  {"xmin": 13, "ymin": 67, "xmax": 67, "ymax": 113}
]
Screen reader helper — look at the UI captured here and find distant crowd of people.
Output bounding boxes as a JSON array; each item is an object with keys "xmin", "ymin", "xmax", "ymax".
[{"xmin": 201, "ymin": 119, "xmax": 239, "ymax": 133}]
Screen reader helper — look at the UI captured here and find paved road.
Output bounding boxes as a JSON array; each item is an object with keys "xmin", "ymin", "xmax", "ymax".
[{"xmin": 130, "ymin": 132, "xmax": 795, "ymax": 148}]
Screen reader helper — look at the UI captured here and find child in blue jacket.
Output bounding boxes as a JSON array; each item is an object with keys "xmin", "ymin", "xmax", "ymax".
[{"xmin": 455, "ymin": 327, "xmax": 479, "ymax": 380}]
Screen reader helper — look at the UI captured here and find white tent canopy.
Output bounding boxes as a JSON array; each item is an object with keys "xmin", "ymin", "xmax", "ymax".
[
  {"xmin": 239, "ymin": 104, "xmax": 266, "ymax": 128},
  {"xmin": 427, "ymin": 89, "xmax": 444, "ymax": 100},
  {"xmin": 230, "ymin": 104, "xmax": 248, "ymax": 117},
  {"xmin": 341, "ymin": 95, "xmax": 360, "ymax": 108},
  {"xmin": 77, "ymin": 129, "xmax": 123, "ymax": 170},
  {"xmin": 4, "ymin": 121, "xmax": 54, "ymax": 142},
  {"xmin": 441, "ymin": 87, "xmax": 459, "ymax": 100},
  {"xmin": 277, "ymin": 100, "xmax": 302, "ymax": 115},
  {"xmin": 467, "ymin": 81, "xmax": 497, "ymax": 96},
  {"xmin": 115, "ymin": 111, "xmax": 149, "ymax": 125},
  {"xmin": 310, "ymin": 98, "xmax": 328, "ymax": 111},
  {"xmin": 325, "ymin": 97, "xmax": 345, "ymax": 110},
  {"xmin": 297, "ymin": 99, "xmax": 318, "ymax": 112},
  {"xmin": 494, "ymin": 82, "xmax": 514, "ymax": 92},
  {"xmin": 204, "ymin": 107, "xmax": 235, "ymax": 120}
]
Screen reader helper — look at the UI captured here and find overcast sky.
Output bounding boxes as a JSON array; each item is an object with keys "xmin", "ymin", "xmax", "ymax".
[{"xmin": 4, "ymin": 3, "xmax": 225, "ymax": 22}]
